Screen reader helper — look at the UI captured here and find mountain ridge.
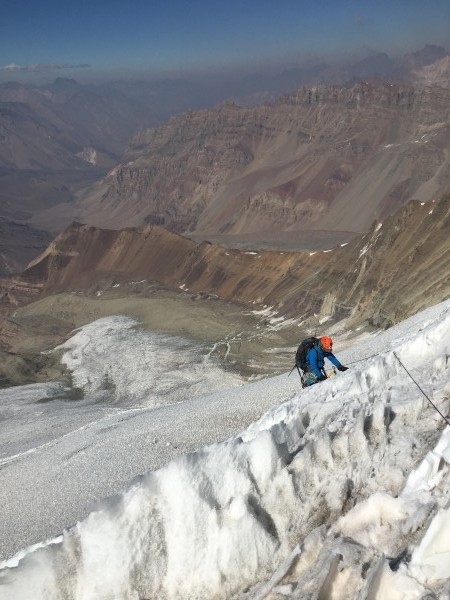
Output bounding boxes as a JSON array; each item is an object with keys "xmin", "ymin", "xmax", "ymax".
[{"xmin": 3, "ymin": 193, "xmax": 449, "ymax": 332}]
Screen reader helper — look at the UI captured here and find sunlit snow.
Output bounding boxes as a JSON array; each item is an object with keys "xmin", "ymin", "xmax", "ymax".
[{"xmin": 1, "ymin": 300, "xmax": 450, "ymax": 599}]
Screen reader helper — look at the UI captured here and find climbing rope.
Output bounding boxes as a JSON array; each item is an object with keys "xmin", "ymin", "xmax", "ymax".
[{"xmin": 394, "ymin": 352, "xmax": 450, "ymax": 427}]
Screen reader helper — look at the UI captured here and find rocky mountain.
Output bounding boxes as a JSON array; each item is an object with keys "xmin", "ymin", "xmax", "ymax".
[
  {"xmin": 0, "ymin": 78, "xmax": 184, "ymax": 170},
  {"xmin": 412, "ymin": 55, "xmax": 450, "ymax": 88},
  {"xmin": 3, "ymin": 192, "xmax": 449, "ymax": 332},
  {"xmin": 229, "ymin": 45, "xmax": 450, "ymax": 103},
  {"xmin": 80, "ymin": 83, "xmax": 450, "ymax": 249},
  {"xmin": 381, "ymin": 44, "xmax": 449, "ymax": 79},
  {"xmin": 1, "ymin": 46, "xmax": 448, "ymax": 273},
  {"xmin": 406, "ymin": 44, "xmax": 450, "ymax": 69},
  {"xmin": 0, "ymin": 77, "xmax": 226, "ymax": 272}
]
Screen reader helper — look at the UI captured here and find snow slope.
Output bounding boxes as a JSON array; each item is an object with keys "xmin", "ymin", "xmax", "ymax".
[
  {"xmin": 1, "ymin": 301, "xmax": 450, "ymax": 599},
  {"xmin": 0, "ymin": 317, "xmax": 275, "ymax": 560}
]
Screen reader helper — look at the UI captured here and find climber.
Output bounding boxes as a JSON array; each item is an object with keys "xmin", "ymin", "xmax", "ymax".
[{"xmin": 295, "ymin": 336, "xmax": 348, "ymax": 387}]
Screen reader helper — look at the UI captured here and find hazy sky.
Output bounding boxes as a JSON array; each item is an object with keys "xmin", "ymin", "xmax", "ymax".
[{"xmin": 1, "ymin": 0, "xmax": 449, "ymax": 81}]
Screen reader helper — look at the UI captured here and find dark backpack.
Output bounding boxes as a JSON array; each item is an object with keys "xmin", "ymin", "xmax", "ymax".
[{"xmin": 295, "ymin": 337, "xmax": 319, "ymax": 371}]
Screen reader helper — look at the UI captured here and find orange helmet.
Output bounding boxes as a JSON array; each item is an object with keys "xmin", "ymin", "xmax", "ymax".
[{"xmin": 319, "ymin": 336, "xmax": 333, "ymax": 351}]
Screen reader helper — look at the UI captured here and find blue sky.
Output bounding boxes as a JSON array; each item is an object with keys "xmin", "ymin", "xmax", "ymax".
[{"xmin": 1, "ymin": 0, "xmax": 449, "ymax": 81}]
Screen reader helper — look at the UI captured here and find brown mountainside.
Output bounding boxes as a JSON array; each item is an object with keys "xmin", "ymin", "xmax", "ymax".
[
  {"xmin": 5, "ymin": 193, "xmax": 450, "ymax": 330},
  {"xmin": 80, "ymin": 83, "xmax": 450, "ymax": 249}
]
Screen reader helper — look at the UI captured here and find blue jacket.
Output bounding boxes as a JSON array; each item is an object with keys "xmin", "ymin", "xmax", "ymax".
[{"xmin": 306, "ymin": 344, "xmax": 342, "ymax": 378}]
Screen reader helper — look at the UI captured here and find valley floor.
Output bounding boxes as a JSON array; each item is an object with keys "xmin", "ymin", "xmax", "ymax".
[{"xmin": 0, "ymin": 281, "xmax": 314, "ymax": 388}]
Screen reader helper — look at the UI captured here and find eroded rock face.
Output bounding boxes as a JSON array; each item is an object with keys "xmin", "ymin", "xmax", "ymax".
[
  {"xmin": 81, "ymin": 83, "xmax": 450, "ymax": 246},
  {"xmin": 412, "ymin": 55, "xmax": 450, "ymax": 88},
  {"xmin": 3, "ymin": 193, "xmax": 450, "ymax": 332}
]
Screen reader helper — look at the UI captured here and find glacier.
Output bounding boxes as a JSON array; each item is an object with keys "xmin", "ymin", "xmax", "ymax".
[{"xmin": 0, "ymin": 300, "xmax": 450, "ymax": 599}]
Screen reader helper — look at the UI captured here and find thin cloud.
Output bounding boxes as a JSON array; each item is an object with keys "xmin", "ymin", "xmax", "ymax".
[
  {"xmin": 353, "ymin": 15, "xmax": 367, "ymax": 27},
  {"xmin": 1, "ymin": 63, "xmax": 90, "ymax": 72}
]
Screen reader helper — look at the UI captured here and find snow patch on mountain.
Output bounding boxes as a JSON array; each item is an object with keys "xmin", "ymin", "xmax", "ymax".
[{"xmin": 76, "ymin": 146, "xmax": 98, "ymax": 165}]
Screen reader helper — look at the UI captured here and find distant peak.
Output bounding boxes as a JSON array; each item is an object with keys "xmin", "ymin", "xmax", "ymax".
[
  {"xmin": 52, "ymin": 77, "xmax": 79, "ymax": 87},
  {"xmin": 422, "ymin": 44, "xmax": 447, "ymax": 52},
  {"xmin": 411, "ymin": 45, "xmax": 449, "ymax": 66}
]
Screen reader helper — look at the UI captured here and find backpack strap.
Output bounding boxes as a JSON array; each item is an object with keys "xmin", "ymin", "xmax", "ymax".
[{"xmin": 308, "ymin": 345, "xmax": 326, "ymax": 378}]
